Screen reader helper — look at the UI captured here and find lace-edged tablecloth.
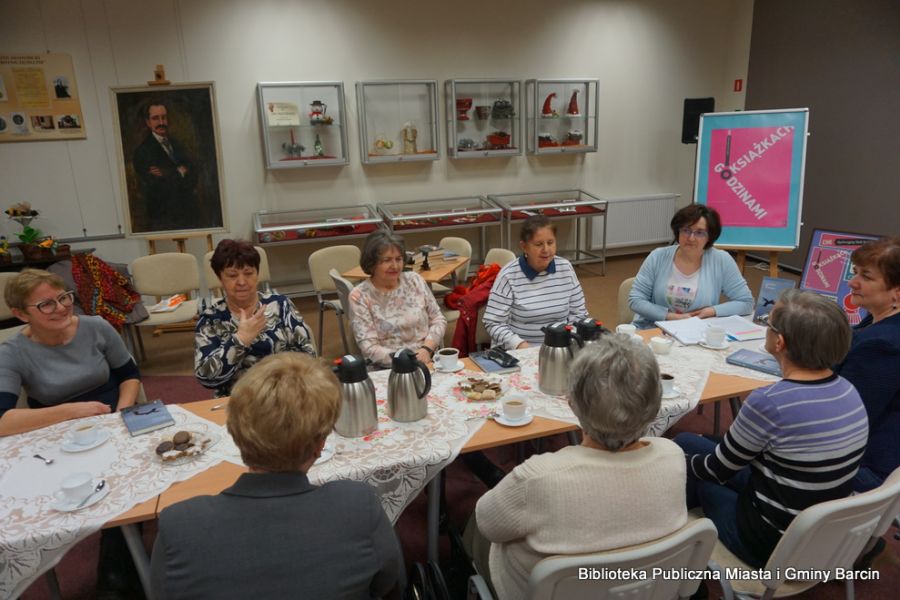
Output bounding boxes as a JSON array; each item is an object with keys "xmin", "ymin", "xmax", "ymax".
[{"xmin": 0, "ymin": 405, "xmax": 223, "ymax": 599}]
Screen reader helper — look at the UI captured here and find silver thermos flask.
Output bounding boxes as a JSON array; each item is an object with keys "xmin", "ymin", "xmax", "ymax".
[
  {"xmin": 387, "ymin": 348, "xmax": 432, "ymax": 422},
  {"xmin": 332, "ymin": 355, "xmax": 378, "ymax": 437},
  {"xmin": 538, "ymin": 322, "xmax": 583, "ymax": 396},
  {"xmin": 573, "ymin": 317, "xmax": 607, "ymax": 356}
]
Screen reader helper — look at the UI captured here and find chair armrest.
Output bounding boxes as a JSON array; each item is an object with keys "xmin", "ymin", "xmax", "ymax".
[
  {"xmin": 320, "ymin": 300, "xmax": 343, "ymax": 316},
  {"xmin": 467, "ymin": 574, "xmax": 493, "ymax": 600}
]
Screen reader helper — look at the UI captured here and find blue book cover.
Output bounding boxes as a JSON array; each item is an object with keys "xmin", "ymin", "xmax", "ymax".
[
  {"xmin": 120, "ymin": 399, "xmax": 176, "ymax": 436},
  {"xmin": 469, "ymin": 351, "xmax": 521, "ymax": 375},
  {"xmin": 726, "ymin": 349, "xmax": 783, "ymax": 377},
  {"xmin": 753, "ymin": 277, "xmax": 797, "ymax": 322}
]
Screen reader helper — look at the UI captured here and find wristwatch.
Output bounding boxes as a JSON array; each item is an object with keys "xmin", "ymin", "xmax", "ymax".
[{"xmin": 420, "ymin": 345, "xmax": 435, "ymax": 357}]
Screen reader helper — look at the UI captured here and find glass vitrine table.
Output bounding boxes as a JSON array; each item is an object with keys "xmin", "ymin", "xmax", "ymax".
[{"xmin": 253, "ymin": 205, "xmax": 382, "ymax": 246}]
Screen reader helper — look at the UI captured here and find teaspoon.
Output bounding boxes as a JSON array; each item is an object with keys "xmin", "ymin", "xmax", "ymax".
[
  {"xmin": 75, "ymin": 479, "xmax": 106, "ymax": 508},
  {"xmin": 33, "ymin": 454, "xmax": 54, "ymax": 465}
]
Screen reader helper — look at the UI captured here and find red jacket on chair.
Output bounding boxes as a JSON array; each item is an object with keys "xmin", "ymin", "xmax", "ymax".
[{"xmin": 447, "ymin": 263, "xmax": 500, "ymax": 356}]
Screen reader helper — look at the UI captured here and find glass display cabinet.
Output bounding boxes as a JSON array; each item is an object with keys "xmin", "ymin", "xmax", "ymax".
[
  {"xmin": 377, "ymin": 196, "xmax": 503, "ymax": 262},
  {"xmin": 356, "ymin": 80, "xmax": 440, "ymax": 164},
  {"xmin": 525, "ymin": 79, "xmax": 599, "ymax": 155},
  {"xmin": 488, "ymin": 189, "xmax": 608, "ymax": 272},
  {"xmin": 444, "ymin": 79, "xmax": 522, "ymax": 159},
  {"xmin": 257, "ymin": 81, "xmax": 350, "ymax": 169},
  {"xmin": 253, "ymin": 204, "xmax": 382, "ymax": 246}
]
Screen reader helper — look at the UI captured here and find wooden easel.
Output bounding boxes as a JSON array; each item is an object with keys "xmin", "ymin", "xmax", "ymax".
[
  {"xmin": 145, "ymin": 233, "xmax": 213, "ymax": 335},
  {"xmin": 717, "ymin": 245, "xmax": 791, "ymax": 278}
]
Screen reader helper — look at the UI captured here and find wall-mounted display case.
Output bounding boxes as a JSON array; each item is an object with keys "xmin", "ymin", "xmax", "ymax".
[
  {"xmin": 525, "ymin": 79, "xmax": 599, "ymax": 155},
  {"xmin": 356, "ymin": 80, "xmax": 440, "ymax": 164},
  {"xmin": 444, "ymin": 79, "xmax": 522, "ymax": 159},
  {"xmin": 257, "ymin": 81, "xmax": 350, "ymax": 169},
  {"xmin": 253, "ymin": 205, "xmax": 382, "ymax": 246}
]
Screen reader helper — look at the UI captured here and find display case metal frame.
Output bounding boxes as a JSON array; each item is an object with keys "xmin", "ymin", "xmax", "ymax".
[
  {"xmin": 525, "ymin": 78, "xmax": 599, "ymax": 155},
  {"xmin": 444, "ymin": 79, "xmax": 523, "ymax": 159},
  {"xmin": 256, "ymin": 81, "xmax": 350, "ymax": 169},
  {"xmin": 488, "ymin": 189, "xmax": 608, "ymax": 274},
  {"xmin": 377, "ymin": 196, "xmax": 504, "ymax": 264},
  {"xmin": 356, "ymin": 80, "xmax": 441, "ymax": 165},
  {"xmin": 253, "ymin": 204, "xmax": 383, "ymax": 247}
]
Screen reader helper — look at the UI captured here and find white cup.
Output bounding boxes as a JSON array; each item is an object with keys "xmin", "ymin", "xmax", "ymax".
[
  {"xmin": 650, "ymin": 336, "xmax": 674, "ymax": 355},
  {"xmin": 60, "ymin": 471, "xmax": 93, "ymax": 503},
  {"xmin": 616, "ymin": 324, "xmax": 637, "ymax": 337},
  {"xmin": 660, "ymin": 373, "xmax": 676, "ymax": 396},
  {"xmin": 70, "ymin": 423, "xmax": 98, "ymax": 446},
  {"xmin": 705, "ymin": 326, "xmax": 727, "ymax": 347},
  {"xmin": 502, "ymin": 395, "xmax": 528, "ymax": 421},
  {"xmin": 435, "ymin": 347, "xmax": 459, "ymax": 370}
]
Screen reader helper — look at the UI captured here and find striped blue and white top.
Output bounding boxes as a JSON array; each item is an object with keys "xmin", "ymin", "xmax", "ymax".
[
  {"xmin": 483, "ymin": 256, "xmax": 588, "ymax": 349},
  {"xmin": 687, "ymin": 374, "xmax": 868, "ymax": 565}
]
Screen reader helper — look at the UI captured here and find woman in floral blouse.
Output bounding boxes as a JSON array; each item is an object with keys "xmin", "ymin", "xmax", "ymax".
[
  {"xmin": 195, "ymin": 239, "xmax": 314, "ymax": 397},
  {"xmin": 349, "ymin": 231, "xmax": 446, "ymax": 368}
]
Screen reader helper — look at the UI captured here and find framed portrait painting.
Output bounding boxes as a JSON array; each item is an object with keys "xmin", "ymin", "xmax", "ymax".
[{"xmin": 111, "ymin": 82, "xmax": 227, "ymax": 236}]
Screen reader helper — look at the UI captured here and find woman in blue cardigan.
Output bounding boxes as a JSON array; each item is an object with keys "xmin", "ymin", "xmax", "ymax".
[{"xmin": 628, "ymin": 205, "xmax": 753, "ymax": 329}]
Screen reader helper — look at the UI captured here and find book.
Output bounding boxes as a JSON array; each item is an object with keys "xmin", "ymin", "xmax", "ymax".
[
  {"xmin": 148, "ymin": 293, "xmax": 188, "ymax": 313},
  {"xmin": 469, "ymin": 350, "xmax": 522, "ymax": 375},
  {"xmin": 703, "ymin": 315, "xmax": 767, "ymax": 342},
  {"xmin": 753, "ymin": 277, "xmax": 797, "ymax": 322},
  {"xmin": 120, "ymin": 399, "xmax": 176, "ymax": 436},
  {"xmin": 726, "ymin": 349, "xmax": 783, "ymax": 377}
]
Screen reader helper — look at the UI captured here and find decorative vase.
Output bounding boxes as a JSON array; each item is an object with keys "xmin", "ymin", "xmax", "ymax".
[{"xmin": 19, "ymin": 244, "xmax": 54, "ymax": 261}]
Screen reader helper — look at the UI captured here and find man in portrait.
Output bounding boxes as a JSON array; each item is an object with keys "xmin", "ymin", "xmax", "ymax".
[{"xmin": 133, "ymin": 102, "xmax": 199, "ymax": 231}]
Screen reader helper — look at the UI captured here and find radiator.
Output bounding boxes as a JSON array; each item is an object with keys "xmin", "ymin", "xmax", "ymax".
[{"xmin": 592, "ymin": 193, "xmax": 680, "ymax": 249}]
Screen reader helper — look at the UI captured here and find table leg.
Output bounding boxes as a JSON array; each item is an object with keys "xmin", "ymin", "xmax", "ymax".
[
  {"xmin": 121, "ymin": 523, "xmax": 154, "ymax": 600},
  {"xmin": 713, "ymin": 402, "xmax": 721, "ymax": 437},
  {"xmin": 427, "ymin": 474, "xmax": 441, "ymax": 563}
]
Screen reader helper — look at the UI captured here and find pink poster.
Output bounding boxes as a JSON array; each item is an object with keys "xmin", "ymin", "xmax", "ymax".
[{"xmin": 706, "ymin": 126, "xmax": 794, "ymax": 228}]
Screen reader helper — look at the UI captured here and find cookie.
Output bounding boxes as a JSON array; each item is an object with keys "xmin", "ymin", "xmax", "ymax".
[
  {"xmin": 173, "ymin": 431, "xmax": 192, "ymax": 445},
  {"xmin": 155, "ymin": 441, "xmax": 174, "ymax": 455}
]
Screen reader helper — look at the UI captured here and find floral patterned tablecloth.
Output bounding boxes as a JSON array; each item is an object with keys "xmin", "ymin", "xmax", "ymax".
[{"xmin": 0, "ymin": 405, "xmax": 223, "ymax": 600}]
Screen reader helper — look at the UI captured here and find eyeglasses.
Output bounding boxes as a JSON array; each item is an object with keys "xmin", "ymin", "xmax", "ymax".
[
  {"xmin": 26, "ymin": 290, "xmax": 76, "ymax": 314},
  {"xmin": 679, "ymin": 227, "xmax": 709, "ymax": 239},
  {"xmin": 755, "ymin": 312, "xmax": 779, "ymax": 334}
]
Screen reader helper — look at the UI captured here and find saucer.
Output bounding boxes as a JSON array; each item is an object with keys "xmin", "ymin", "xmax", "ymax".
[
  {"xmin": 494, "ymin": 412, "xmax": 533, "ymax": 427},
  {"xmin": 314, "ymin": 444, "xmax": 335, "ymax": 465},
  {"xmin": 699, "ymin": 340, "xmax": 730, "ymax": 350},
  {"xmin": 661, "ymin": 386, "xmax": 682, "ymax": 400},
  {"xmin": 51, "ymin": 479, "xmax": 110, "ymax": 512},
  {"xmin": 61, "ymin": 430, "xmax": 111, "ymax": 453},
  {"xmin": 435, "ymin": 360, "xmax": 464, "ymax": 373}
]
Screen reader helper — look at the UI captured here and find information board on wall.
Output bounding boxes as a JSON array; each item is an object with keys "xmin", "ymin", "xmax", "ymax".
[
  {"xmin": 800, "ymin": 229, "xmax": 880, "ymax": 324},
  {"xmin": 694, "ymin": 108, "xmax": 809, "ymax": 249},
  {"xmin": 0, "ymin": 53, "xmax": 86, "ymax": 142}
]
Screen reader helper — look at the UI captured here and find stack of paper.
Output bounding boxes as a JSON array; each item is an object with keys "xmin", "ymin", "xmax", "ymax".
[
  {"xmin": 653, "ymin": 317, "xmax": 707, "ymax": 345},
  {"xmin": 654, "ymin": 315, "xmax": 765, "ymax": 344}
]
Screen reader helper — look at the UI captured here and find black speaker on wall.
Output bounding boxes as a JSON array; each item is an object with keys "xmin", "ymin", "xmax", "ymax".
[{"xmin": 681, "ymin": 97, "xmax": 715, "ymax": 144}]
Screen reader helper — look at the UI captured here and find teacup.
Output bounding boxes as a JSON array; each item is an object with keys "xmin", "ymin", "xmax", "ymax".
[
  {"xmin": 660, "ymin": 373, "xmax": 676, "ymax": 396},
  {"xmin": 650, "ymin": 336, "xmax": 674, "ymax": 355},
  {"xmin": 71, "ymin": 423, "xmax": 98, "ymax": 446},
  {"xmin": 502, "ymin": 395, "xmax": 528, "ymax": 421},
  {"xmin": 705, "ymin": 326, "xmax": 727, "ymax": 347},
  {"xmin": 436, "ymin": 347, "xmax": 459, "ymax": 370},
  {"xmin": 616, "ymin": 324, "xmax": 637, "ymax": 337},
  {"xmin": 59, "ymin": 471, "xmax": 93, "ymax": 503}
]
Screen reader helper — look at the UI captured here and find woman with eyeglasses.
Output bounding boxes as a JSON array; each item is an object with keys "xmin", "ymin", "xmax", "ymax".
[
  {"xmin": 349, "ymin": 230, "xmax": 446, "ymax": 368},
  {"xmin": 628, "ymin": 205, "xmax": 753, "ymax": 329},
  {"xmin": 0, "ymin": 269, "xmax": 140, "ymax": 436}
]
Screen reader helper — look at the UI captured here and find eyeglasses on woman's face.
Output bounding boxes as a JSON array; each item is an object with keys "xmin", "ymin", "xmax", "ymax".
[
  {"xmin": 27, "ymin": 290, "xmax": 76, "ymax": 314},
  {"xmin": 679, "ymin": 227, "xmax": 709, "ymax": 239},
  {"xmin": 755, "ymin": 312, "xmax": 779, "ymax": 334}
]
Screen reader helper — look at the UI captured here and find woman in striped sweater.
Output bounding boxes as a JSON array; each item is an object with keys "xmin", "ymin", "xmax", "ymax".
[
  {"xmin": 483, "ymin": 215, "xmax": 588, "ymax": 349},
  {"xmin": 675, "ymin": 290, "xmax": 868, "ymax": 568}
]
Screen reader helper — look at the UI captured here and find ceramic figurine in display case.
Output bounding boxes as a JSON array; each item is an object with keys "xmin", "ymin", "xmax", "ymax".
[
  {"xmin": 445, "ymin": 79, "xmax": 522, "ymax": 159},
  {"xmin": 526, "ymin": 79, "xmax": 599, "ymax": 154}
]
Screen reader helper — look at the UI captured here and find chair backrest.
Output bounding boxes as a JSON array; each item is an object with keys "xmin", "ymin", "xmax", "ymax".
[
  {"xmin": 328, "ymin": 268, "xmax": 361, "ymax": 355},
  {"xmin": 203, "ymin": 246, "xmax": 272, "ymax": 297},
  {"xmin": 526, "ymin": 517, "xmax": 718, "ymax": 600},
  {"xmin": 130, "ymin": 253, "xmax": 201, "ymax": 297},
  {"xmin": 874, "ymin": 466, "xmax": 900, "ymax": 538},
  {"xmin": 439, "ymin": 236, "xmax": 473, "ymax": 282},
  {"xmin": 0, "ymin": 272, "xmax": 17, "ymax": 320},
  {"xmin": 309, "ymin": 245, "xmax": 362, "ymax": 295},
  {"xmin": 483, "ymin": 247, "xmax": 516, "ymax": 268},
  {"xmin": 758, "ymin": 468, "xmax": 900, "ymax": 590},
  {"xmin": 617, "ymin": 277, "xmax": 636, "ymax": 325}
]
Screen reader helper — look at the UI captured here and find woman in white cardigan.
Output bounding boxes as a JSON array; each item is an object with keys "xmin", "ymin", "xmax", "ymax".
[
  {"xmin": 628, "ymin": 205, "xmax": 753, "ymax": 329},
  {"xmin": 471, "ymin": 336, "xmax": 687, "ymax": 600}
]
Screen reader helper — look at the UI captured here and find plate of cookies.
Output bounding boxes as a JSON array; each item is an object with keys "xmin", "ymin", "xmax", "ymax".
[
  {"xmin": 459, "ymin": 376, "xmax": 504, "ymax": 402},
  {"xmin": 154, "ymin": 429, "xmax": 219, "ymax": 465}
]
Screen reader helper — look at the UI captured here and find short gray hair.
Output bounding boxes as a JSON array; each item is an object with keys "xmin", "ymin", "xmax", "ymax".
[
  {"xmin": 770, "ymin": 289, "xmax": 851, "ymax": 369},
  {"xmin": 567, "ymin": 336, "xmax": 661, "ymax": 450},
  {"xmin": 360, "ymin": 230, "xmax": 406, "ymax": 276}
]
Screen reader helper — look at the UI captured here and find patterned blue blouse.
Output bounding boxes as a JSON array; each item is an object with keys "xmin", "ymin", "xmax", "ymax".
[{"xmin": 194, "ymin": 292, "xmax": 315, "ymax": 397}]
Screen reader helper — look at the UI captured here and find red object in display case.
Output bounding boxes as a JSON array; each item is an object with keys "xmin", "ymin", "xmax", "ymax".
[{"xmin": 253, "ymin": 205, "xmax": 382, "ymax": 245}]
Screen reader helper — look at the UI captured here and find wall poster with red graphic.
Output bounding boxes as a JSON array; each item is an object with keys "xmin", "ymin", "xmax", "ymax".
[
  {"xmin": 800, "ymin": 229, "xmax": 881, "ymax": 324},
  {"xmin": 694, "ymin": 109, "xmax": 809, "ymax": 249}
]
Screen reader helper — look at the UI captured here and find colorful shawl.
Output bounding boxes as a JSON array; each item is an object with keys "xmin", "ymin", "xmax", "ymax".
[{"xmin": 71, "ymin": 253, "xmax": 142, "ymax": 330}]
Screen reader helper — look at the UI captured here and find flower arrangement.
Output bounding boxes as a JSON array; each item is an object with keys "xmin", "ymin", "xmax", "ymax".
[{"xmin": 5, "ymin": 202, "xmax": 68, "ymax": 258}]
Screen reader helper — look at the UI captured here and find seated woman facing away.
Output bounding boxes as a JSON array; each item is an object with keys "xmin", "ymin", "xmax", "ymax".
[
  {"xmin": 195, "ymin": 239, "xmax": 314, "ymax": 397},
  {"xmin": 349, "ymin": 230, "xmax": 446, "ymax": 368},
  {"xmin": 0, "ymin": 269, "xmax": 141, "ymax": 436},
  {"xmin": 628, "ymin": 204, "xmax": 753, "ymax": 329},
  {"xmin": 483, "ymin": 215, "xmax": 587, "ymax": 349},
  {"xmin": 151, "ymin": 353, "xmax": 405, "ymax": 599},
  {"xmin": 471, "ymin": 335, "xmax": 687, "ymax": 600},
  {"xmin": 675, "ymin": 290, "xmax": 868, "ymax": 568},
  {"xmin": 835, "ymin": 236, "xmax": 900, "ymax": 492}
]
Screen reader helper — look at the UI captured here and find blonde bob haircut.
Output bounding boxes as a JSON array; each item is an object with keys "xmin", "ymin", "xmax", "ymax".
[
  {"xmin": 4, "ymin": 268, "xmax": 67, "ymax": 311},
  {"xmin": 227, "ymin": 353, "xmax": 341, "ymax": 472}
]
